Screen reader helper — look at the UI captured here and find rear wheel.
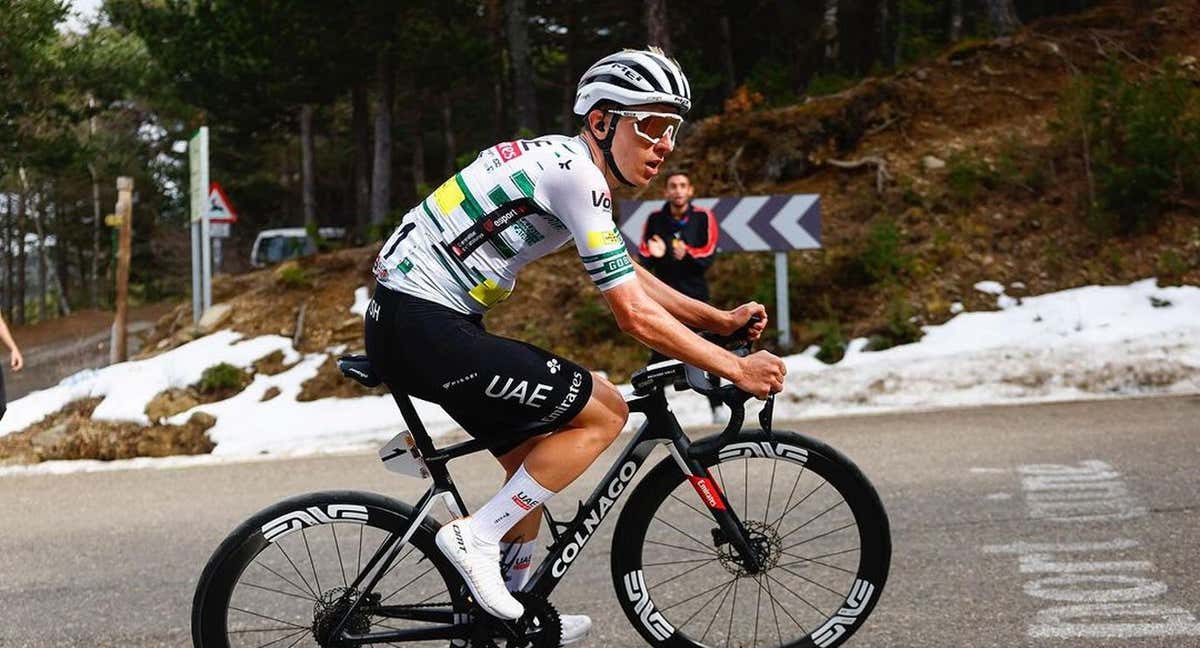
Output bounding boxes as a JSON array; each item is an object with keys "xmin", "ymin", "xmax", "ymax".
[
  {"xmin": 611, "ymin": 430, "xmax": 890, "ymax": 648},
  {"xmin": 192, "ymin": 491, "xmax": 469, "ymax": 647}
]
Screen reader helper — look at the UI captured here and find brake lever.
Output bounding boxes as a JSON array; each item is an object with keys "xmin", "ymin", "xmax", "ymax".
[{"xmin": 759, "ymin": 393, "xmax": 775, "ymax": 435}]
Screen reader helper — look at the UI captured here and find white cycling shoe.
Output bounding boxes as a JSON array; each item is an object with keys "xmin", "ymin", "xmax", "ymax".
[
  {"xmin": 559, "ymin": 613, "xmax": 592, "ymax": 645},
  {"xmin": 436, "ymin": 519, "xmax": 525, "ymax": 620}
]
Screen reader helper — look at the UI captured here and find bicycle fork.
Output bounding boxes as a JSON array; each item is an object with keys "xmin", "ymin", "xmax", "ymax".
[{"xmin": 664, "ymin": 396, "xmax": 773, "ymax": 575}]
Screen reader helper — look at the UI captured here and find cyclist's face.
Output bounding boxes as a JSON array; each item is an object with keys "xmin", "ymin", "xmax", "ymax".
[{"xmin": 608, "ymin": 103, "xmax": 679, "ymax": 187}]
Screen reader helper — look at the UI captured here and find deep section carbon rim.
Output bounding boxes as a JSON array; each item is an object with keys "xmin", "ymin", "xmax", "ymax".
[
  {"xmin": 194, "ymin": 492, "xmax": 467, "ymax": 648},
  {"xmin": 613, "ymin": 432, "xmax": 889, "ymax": 648}
]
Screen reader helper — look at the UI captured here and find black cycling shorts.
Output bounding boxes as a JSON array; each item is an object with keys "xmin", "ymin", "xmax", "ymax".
[{"xmin": 364, "ymin": 284, "xmax": 594, "ymax": 456}]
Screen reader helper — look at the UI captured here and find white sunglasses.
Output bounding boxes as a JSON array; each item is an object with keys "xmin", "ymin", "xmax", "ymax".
[{"xmin": 608, "ymin": 109, "xmax": 684, "ymax": 145}]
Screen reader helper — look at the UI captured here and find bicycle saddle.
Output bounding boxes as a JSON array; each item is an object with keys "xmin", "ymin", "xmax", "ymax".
[{"xmin": 337, "ymin": 355, "xmax": 382, "ymax": 388}]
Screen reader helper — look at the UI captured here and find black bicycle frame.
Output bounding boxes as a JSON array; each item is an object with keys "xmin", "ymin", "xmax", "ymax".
[{"xmin": 326, "ymin": 380, "xmax": 766, "ymax": 645}]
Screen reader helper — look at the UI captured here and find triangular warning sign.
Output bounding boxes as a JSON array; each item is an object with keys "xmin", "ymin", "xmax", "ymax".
[{"xmin": 207, "ymin": 182, "xmax": 238, "ymax": 223}]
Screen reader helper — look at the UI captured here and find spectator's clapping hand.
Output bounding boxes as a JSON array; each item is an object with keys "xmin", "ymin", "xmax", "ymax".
[{"xmin": 647, "ymin": 235, "xmax": 666, "ymax": 258}]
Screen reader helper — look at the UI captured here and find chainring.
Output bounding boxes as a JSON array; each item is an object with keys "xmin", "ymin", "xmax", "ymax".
[{"xmin": 468, "ymin": 591, "xmax": 561, "ymax": 648}]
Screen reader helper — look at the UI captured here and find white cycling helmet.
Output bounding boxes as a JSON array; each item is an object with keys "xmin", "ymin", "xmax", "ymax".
[{"xmin": 573, "ymin": 47, "xmax": 692, "ymax": 116}]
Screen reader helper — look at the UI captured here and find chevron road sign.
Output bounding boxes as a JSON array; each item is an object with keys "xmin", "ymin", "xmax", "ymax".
[
  {"xmin": 616, "ymin": 194, "xmax": 821, "ymax": 252},
  {"xmin": 617, "ymin": 194, "xmax": 821, "ymax": 349}
]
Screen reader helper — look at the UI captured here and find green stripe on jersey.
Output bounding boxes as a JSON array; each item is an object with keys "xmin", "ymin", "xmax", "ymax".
[
  {"xmin": 581, "ymin": 247, "xmax": 628, "ymax": 264},
  {"xmin": 430, "ymin": 245, "xmax": 472, "ymax": 292},
  {"xmin": 510, "ymin": 170, "xmax": 535, "ymax": 199},
  {"xmin": 421, "ymin": 200, "xmax": 444, "ymax": 232},
  {"xmin": 594, "ymin": 264, "xmax": 636, "ymax": 288},
  {"xmin": 454, "ymin": 174, "xmax": 485, "ymax": 221}
]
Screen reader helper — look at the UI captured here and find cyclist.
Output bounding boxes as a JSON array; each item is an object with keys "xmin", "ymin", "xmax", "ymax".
[{"xmin": 364, "ymin": 46, "xmax": 787, "ymax": 639}]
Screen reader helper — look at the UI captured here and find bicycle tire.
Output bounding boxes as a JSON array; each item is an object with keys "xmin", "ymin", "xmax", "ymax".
[
  {"xmin": 611, "ymin": 429, "xmax": 890, "ymax": 648},
  {"xmin": 191, "ymin": 490, "xmax": 469, "ymax": 648}
]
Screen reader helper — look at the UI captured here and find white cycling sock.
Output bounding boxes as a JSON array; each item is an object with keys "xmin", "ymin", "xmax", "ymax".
[
  {"xmin": 469, "ymin": 464, "xmax": 555, "ymax": 545},
  {"xmin": 500, "ymin": 539, "xmax": 537, "ymax": 592}
]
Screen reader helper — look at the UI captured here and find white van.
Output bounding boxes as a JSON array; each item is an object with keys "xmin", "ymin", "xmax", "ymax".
[{"xmin": 250, "ymin": 227, "xmax": 346, "ymax": 268}]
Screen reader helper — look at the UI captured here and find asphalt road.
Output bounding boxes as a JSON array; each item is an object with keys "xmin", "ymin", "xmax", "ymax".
[{"xmin": 1, "ymin": 395, "xmax": 1197, "ymax": 647}]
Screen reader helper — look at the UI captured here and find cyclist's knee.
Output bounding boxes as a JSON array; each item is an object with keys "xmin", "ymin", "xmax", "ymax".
[{"xmin": 580, "ymin": 373, "xmax": 627, "ymax": 441}]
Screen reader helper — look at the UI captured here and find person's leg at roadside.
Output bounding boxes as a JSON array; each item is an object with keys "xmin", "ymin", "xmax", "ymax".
[{"xmin": 436, "ymin": 376, "xmax": 629, "ymax": 620}]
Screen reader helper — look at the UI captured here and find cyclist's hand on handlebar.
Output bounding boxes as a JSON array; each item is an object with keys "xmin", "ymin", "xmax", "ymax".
[
  {"xmin": 721, "ymin": 302, "xmax": 769, "ymax": 340},
  {"xmin": 735, "ymin": 350, "xmax": 787, "ymax": 399}
]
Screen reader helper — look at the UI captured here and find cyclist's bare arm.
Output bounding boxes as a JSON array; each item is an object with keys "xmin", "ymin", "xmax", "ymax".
[
  {"xmin": 602, "ymin": 276, "xmax": 785, "ymax": 398},
  {"xmin": 632, "ymin": 262, "xmax": 770, "ymax": 341}
]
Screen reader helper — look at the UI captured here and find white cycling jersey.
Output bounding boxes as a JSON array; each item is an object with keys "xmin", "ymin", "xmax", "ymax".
[{"xmin": 372, "ymin": 135, "xmax": 635, "ymax": 315}]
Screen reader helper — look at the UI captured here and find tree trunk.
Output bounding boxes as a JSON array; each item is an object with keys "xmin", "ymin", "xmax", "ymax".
[
  {"xmin": 950, "ymin": 0, "xmax": 964, "ymax": 42},
  {"xmin": 2, "ymin": 195, "xmax": 10, "ymax": 320},
  {"xmin": 411, "ymin": 106, "xmax": 426, "ymax": 193},
  {"xmin": 352, "ymin": 83, "xmax": 371, "ymax": 243},
  {"xmin": 980, "ymin": 0, "xmax": 1021, "ymax": 35},
  {"xmin": 299, "ymin": 103, "xmax": 317, "ymax": 252},
  {"xmin": 31, "ymin": 193, "xmax": 49, "ymax": 321},
  {"xmin": 560, "ymin": 5, "xmax": 578, "ymax": 134},
  {"xmin": 788, "ymin": 2, "xmax": 826, "ymax": 95},
  {"xmin": 879, "ymin": 0, "xmax": 892, "ymax": 68},
  {"xmin": 823, "ymin": 0, "xmax": 840, "ymax": 67},
  {"xmin": 643, "ymin": 0, "xmax": 672, "ymax": 54},
  {"xmin": 370, "ymin": 55, "xmax": 394, "ymax": 228},
  {"xmin": 838, "ymin": 0, "xmax": 883, "ymax": 75},
  {"xmin": 15, "ymin": 189, "xmax": 27, "ymax": 325},
  {"xmin": 506, "ymin": 0, "xmax": 538, "ymax": 134},
  {"xmin": 442, "ymin": 92, "xmax": 458, "ymax": 177},
  {"xmin": 718, "ymin": 14, "xmax": 738, "ymax": 99},
  {"xmin": 486, "ymin": 0, "xmax": 507, "ymax": 139},
  {"xmin": 88, "ymin": 162, "xmax": 101, "ymax": 308}
]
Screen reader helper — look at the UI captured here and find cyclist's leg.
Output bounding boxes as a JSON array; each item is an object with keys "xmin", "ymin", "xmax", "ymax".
[{"xmin": 496, "ymin": 372, "xmax": 628, "ymax": 543}]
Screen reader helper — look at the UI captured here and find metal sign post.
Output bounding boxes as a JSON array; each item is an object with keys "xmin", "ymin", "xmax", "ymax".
[
  {"xmin": 189, "ymin": 127, "xmax": 211, "ymax": 322},
  {"xmin": 618, "ymin": 195, "xmax": 821, "ymax": 350}
]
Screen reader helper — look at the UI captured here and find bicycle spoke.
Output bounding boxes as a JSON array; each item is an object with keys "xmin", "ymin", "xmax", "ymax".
[
  {"xmin": 778, "ymin": 500, "xmax": 844, "ymax": 543},
  {"xmin": 771, "ymin": 481, "xmax": 824, "ymax": 532},
  {"xmin": 764, "ymin": 571, "xmax": 825, "ymax": 618},
  {"xmin": 763, "ymin": 572, "xmax": 806, "ymax": 636},
  {"xmin": 331, "ymin": 524, "xmax": 347, "ymax": 588},
  {"xmin": 357, "ymin": 525, "xmax": 364, "ymax": 579},
  {"xmin": 281, "ymin": 631, "xmax": 308, "ymax": 648},
  {"xmin": 229, "ymin": 606, "xmax": 310, "ymax": 630},
  {"xmin": 381, "ymin": 563, "xmax": 435, "ymax": 603},
  {"xmin": 725, "ymin": 577, "xmax": 738, "ymax": 648},
  {"xmin": 716, "ymin": 463, "xmax": 728, "ymax": 496},
  {"xmin": 652, "ymin": 515, "xmax": 717, "ymax": 554},
  {"xmin": 763, "ymin": 459, "xmax": 779, "ymax": 525},
  {"xmin": 242, "ymin": 580, "xmax": 316, "ymax": 602},
  {"xmin": 778, "ymin": 549, "xmax": 858, "ymax": 575},
  {"xmin": 668, "ymin": 492, "xmax": 711, "ymax": 518},
  {"xmin": 648, "ymin": 557, "xmax": 719, "ymax": 589},
  {"xmin": 743, "ymin": 460, "xmax": 749, "ymax": 526},
  {"xmin": 644, "ymin": 538, "xmax": 718, "ymax": 557},
  {"xmin": 301, "ymin": 528, "xmax": 322, "ymax": 594},
  {"xmin": 378, "ymin": 545, "xmax": 417, "ymax": 585},
  {"xmin": 675, "ymin": 578, "xmax": 734, "ymax": 631},
  {"xmin": 252, "ymin": 560, "xmax": 317, "ymax": 601},
  {"xmin": 761, "ymin": 575, "xmax": 783, "ymax": 646},
  {"xmin": 659, "ymin": 575, "xmax": 737, "ymax": 613},
  {"xmin": 229, "ymin": 626, "xmax": 307, "ymax": 635},
  {"xmin": 772, "ymin": 466, "xmax": 807, "ymax": 532},
  {"xmin": 252, "ymin": 626, "xmax": 310, "ymax": 648},
  {"xmin": 642, "ymin": 556, "xmax": 716, "ymax": 568},
  {"xmin": 274, "ymin": 544, "xmax": 318, "ymax": 598},
  {"xmin": 775, "ymin": 563, "xmax": 849, "ymax": 598},
  {"xmin": 700, "ymin": 576, "xmax": 736, "ymax": 642},
  {"xmin": 782, "ymin": 520, "xmax": 857, "ymax": 552},
  {"xmin": 753, "ymin": 573, "xmax": 762, "ymax": 647}
]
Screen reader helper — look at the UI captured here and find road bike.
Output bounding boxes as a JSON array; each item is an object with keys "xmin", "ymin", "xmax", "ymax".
[{"xmin": 191, "ymin": 327, "xmax": 891, "ymax": 647}]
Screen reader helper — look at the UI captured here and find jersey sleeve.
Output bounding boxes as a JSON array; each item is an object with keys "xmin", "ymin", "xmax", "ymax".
[{"xmin": 535, "ymin": 158, "xmax": 637, "ymax": 292}]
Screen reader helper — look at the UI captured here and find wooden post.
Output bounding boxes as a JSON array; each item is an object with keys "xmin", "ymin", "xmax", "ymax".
[{"xmin": 111, "ymin": 177, "xmax": 133, "ymax": 363}]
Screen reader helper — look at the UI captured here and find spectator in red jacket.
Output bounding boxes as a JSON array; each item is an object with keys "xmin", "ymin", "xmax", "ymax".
[{"xmin": 637, "ymin": 171, "xmax": 726, "ymax": 422}]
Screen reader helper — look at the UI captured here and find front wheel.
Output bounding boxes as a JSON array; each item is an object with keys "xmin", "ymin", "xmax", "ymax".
[{"xmin": 611, "ymin": 430, "xmax": 890, "ymax": 648}]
